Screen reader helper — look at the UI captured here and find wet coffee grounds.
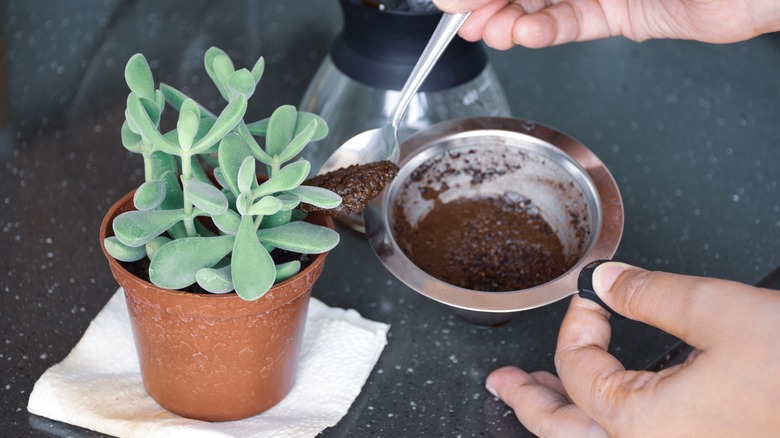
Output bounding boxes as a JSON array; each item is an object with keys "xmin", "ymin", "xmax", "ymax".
[
  {"xmin": 393, "ymin": 193, "xmax": 571, "ymax": 292},
  {"xmin": 302, "ymin": 160, "xmax": 399, "ymax": 217}
]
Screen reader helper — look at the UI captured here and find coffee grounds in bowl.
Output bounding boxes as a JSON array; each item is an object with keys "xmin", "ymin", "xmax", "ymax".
[{"xmin": 393, "ymin": 193, "xmax": 571, "ymax": 292}]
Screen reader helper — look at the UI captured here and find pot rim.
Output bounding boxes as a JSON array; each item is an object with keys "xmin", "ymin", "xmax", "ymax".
[
  {"xmin": 363, "ymin": 116, "xmax": 624, "ymax": 313},
  {"xmin": 99, "ymin": 189, "xmax": 334, "ymax": 316}
]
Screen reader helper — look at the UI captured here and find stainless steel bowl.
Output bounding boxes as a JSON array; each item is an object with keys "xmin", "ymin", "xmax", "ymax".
[{"xmin": 363, "ymin": 117, "xmax": 623, "ymax": 324}]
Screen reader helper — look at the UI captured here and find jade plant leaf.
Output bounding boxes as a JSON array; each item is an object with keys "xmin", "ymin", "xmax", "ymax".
[
  {"xmin": 232, "ymin": 215, "xmax": 275, "ymax": 300},
  {"xmin": 204, "ymin": 47, "xmax": 234, "ymax": 101},
  {"xmin": 276, "ymin": 194, "xmax": 301, "ymax": 211},
  {"xmin": 189, "ymin": 95, "xmax": 247, "ymax": 154},
  {"xmin": 217, "ymin": 132, "xmax": 251, "ymax": 196},
  {"xmin": 277, "ymin": 119, "xmax": 317, "ymax": 163},
  {"xmin": 149, "ymin": 235, "xmax": 235, "ymax": 289},
  {"xmin": 126, "ymin": 93, "xmax": 181, "ymax": 156},
  {"xmin": 260, "ymin": 210, "xmax": 292, "ymax": 229},
  {"xmin": 226, "ymin": 69, "xmax": 256, "ymax": 100},
  {"xmin": 124, "ymin": 54, "xmax": 155, "ymax": 101},
  {"xmin": 147, "ymin": 153, "xmax": 183, "ymax": 209},
  {"xmin": 183, "ymin": 179, "xmax": 228, "ymax": 215},
  {"xmin": 177, "ymin": 99, "xmax": 201, "ymax": 151},
  {"xmin": 247, "ymin": 196, "xmax": 283, "ymax": 216},
  {"xmin": 235, "ymin": 192, "xmax": 251, "ymax": 216},
  {"xmin": 246, "ymin": 111, "xmax": 329, "ymax": 142},
  {"xmin": 265, "ymin": 105, "xmax": 297, "ymax": 157},
  {"xmin": 113, "ymin": 209, "xmax": 187, "ymax": 247},
  {"xmin": 236, "ymin": 156, "xmax": 256, "ymax": 194},
  {"xmin": 237, "ymin": 123, "xmax": 274, "ymax": 166},
  {"xmin": 252, "ymin": 160, "xmax": 310, "ymax": 198},
  {"xmin": 121, "ymin": 121, "xmax": 143, "ymax": 153},
  {"xmin": 104, "ymin": 236, "xmax": 146, "ymax": 262},
  {"xmin": 256, "ymin": 221, "xmax": 339, "ymax": 253},
  {"xmin": 144, "ymin": 235, "xmax": 171, "ymax": 260},
  {"xmin": 212, "ymin": 209, "xmax": 241, "ymax": 235},
  {"xmin": 275, "ymin": 260, "xmax": 301, "ymax": 283},
  {"xmin": 250, "ymin": 56, "xmax": 265, "ymax": 84},
  {"xmin": 195, "ymin": 265, "xmax": 233, "ymax": 294},
  {"xmin": 286, "ymin": 185, "xmax": 342, "ymax": 209},
  {"xmin": 133, "ymin": 180, "xmax": 166, "ymax": 211}
]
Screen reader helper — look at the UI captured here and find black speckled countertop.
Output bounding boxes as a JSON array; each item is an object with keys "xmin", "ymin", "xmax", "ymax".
[{"xmin": 2, "ymin": 1, "xmax": 780, "ymax": 437}]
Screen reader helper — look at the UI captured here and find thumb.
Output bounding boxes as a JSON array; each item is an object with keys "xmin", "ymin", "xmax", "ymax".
[{"xmin": 591, "ymin": 262, "xmax": 765, "ymax": 349}]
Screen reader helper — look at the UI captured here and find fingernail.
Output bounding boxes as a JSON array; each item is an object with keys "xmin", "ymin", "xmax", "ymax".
[
  {"xmin": 485, "ymin": 382, "xmax": 499, "ymax": 398},
  {"xmin": 592, "ymin": 262, "xmax": 633, "ymax": 296}
]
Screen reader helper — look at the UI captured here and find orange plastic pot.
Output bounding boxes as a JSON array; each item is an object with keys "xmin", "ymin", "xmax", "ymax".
[{"xmin": 99, "ymin": 190, "xmax": 333, "ymax": 422}]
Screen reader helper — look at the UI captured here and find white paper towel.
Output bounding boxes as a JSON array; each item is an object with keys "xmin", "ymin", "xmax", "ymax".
[{"xmin": 28, "ymin": 288, "xmax": 389, "ymax": 438}]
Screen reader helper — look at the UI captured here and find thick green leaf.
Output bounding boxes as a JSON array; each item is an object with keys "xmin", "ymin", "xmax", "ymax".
[
  {"xmin": 232, "ymin": 215, "xmax": 275, "ymax": 300},
  {"xmin": 190, "ymin": 95, "xmax": 247, "ymax": 154},
  {"xmin": 139, "ymin": 96, "xmax": 162, "ymax": 127},
  {"xmin": 276, "ymin": 194, "xmax": 301, "ymax": 211},
  {"xmin": 177, "ymin": 99, "xmax": 201, "ymax": 151},
  {"xmin": 183, "ymin": 179, "xmax": 228, "ymax": 215},
  {"xmin": 236, "ymin": 192, "xmax": 251, "ymax": 216},
  {"xmin": 260, "ymin": 210, "xmax": 292, "ymax": 229},
  {"xmin": 246, "ymin": 111, "xmax": 328, "ymax": 141},
  {"xmin": 247, "ymin": 196, "xmax": 282, "ymax": 216},
  {"xmin": 149, "ymin": 235, "xmax": 235, "ymax": 289},
  {"xmin": 257, "ymin": 221, "xmax": 339, "ymax": 254},
  {"xmin": 204, "ymin": 47, "xmax": 233, "ymax": 100},
  {"xmin": 124, "ymin": 54, "xmax": 155, "ymax": 101},
  {"xmin": 195, "ymin": 266, "xmax": 233, "ymax": 294},
  {"xmin": 104, "ymin": 236, "xmax": 146, "ymax": 262},
  {"xmin": 146, "ymin": 152, "xmax": 183, "ymax": 209},
  {"xmin": 237, "ymin": 156, "xmax": 256, "ymax": 194},
  {"xmin": 237, "ymin": 123, "xmax": 274, "ymax": 165},
  {"xmin": 159, "ymin": 83, "xmax": 216, "ymax": 119},
  {"xmin": 213, "ymin": 209, "xmax": 241, "ymax": 235},
  {"xmin": 226, "ymin": 69, "xmax": 256, "ymax": 99},
  {"xmin": 252, "ymin": 160, "xmax": 310, "ymax": 198},
  {"xmin": 217, "ymin": 132, "xmax": 251, "ymax": 196},
  {"xmin": 275, "ymin": 261, "xmax": 300, "ymax": 283},
  {"xmin": 145, "ymin": 236, "xmax": 171, "ymax": 260},
  {"xmin": 133, "ymin": 180, "xmax": 166, "ymax": 211},
  {"xmin": 113, "ymin": 209, "xmax": 187, "ymax": 247},
  {"xmin": 278, "ymin": 119, "xmax": 317, "ymax": 163},
  {"xmin": 251, "ymin": 56, "xmax": 265, "ymax": 84},
  {"xmin": 121, "ymin": 121, "xmax": 143, "ymax": 153},
  {"xmin": 286, "ymin": 185, "xmax": 342, "ymax": 209},
  {"xmin": 126, "ymin": 93, "xmax": 181, "ymax": 155},
  {"xmin": 265, "ymin": 105, "xmax": 297, "ymax": 157}
]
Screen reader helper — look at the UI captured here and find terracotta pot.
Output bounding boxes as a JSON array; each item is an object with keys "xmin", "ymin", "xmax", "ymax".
[{"xmin": 99, "ymin": 190, "xmax": 333, "ymax": 422}]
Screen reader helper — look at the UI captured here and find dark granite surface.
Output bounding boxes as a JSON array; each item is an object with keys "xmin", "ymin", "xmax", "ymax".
[{"xmin": 2, "ymin": 1, "xmax": 779, "ymax": 437}]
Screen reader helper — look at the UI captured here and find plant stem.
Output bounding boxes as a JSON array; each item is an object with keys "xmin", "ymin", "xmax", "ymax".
[
  {"xmin": 142, "ymin": 152, "xmax": 154, "ymax": 182},
  {"xmin": 180, "ymin": 154, "xmax": 197, "ymax": 237}
]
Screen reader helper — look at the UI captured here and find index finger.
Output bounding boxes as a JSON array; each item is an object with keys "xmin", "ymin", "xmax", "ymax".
[{"xmin": 554, "ymin": 295, "xmax": 628, "ymax": 415}]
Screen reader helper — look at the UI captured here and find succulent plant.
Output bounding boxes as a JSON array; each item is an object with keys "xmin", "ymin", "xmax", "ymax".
[{"xmin": 103, "ymin": 47, "xmax": 342, "ymax": 301}]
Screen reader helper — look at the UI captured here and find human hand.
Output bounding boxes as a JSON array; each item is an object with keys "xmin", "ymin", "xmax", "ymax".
[
  {"xmin": 432, "ymin": 0, "xmax": 780, "ymax": 49},
  {"xmin": 486, "ymin": 262, "xmax": 780, "ymax": 437}
]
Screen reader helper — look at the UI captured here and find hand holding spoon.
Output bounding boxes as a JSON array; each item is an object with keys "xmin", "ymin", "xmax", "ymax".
[{"xmin": 317, "ymin": 11, "xmax": 471, "ymax": 175}]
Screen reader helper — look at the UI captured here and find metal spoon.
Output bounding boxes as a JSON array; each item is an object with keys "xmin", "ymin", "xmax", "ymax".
[{"xmin": 317, "ymin": 11, "xmax": 471, "ymax": 175}]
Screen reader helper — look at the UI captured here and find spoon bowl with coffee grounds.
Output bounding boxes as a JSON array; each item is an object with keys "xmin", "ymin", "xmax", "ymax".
[{"xmin": 317, "ymin": 12, "xmax": 470, "ymax": 176}]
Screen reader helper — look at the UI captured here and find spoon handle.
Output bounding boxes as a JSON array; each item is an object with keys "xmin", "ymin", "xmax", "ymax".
[{"xmin": 388, "ymin": 11, "xmax": 471, "ymax": 128}]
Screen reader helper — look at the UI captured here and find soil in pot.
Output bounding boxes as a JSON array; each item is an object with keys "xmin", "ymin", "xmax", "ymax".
[{"xmin": 393, "ymin": 192, "xmax": 571, "ymax": 292}]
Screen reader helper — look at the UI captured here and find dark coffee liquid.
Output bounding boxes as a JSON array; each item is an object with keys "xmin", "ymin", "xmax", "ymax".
[{"xmin": 394, "ymin": 194, "xmax": 570, "ymax": 292}]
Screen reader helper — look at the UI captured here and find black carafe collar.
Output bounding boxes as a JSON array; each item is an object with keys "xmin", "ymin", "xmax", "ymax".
[{"xmin": 330, "ymin": 0, "xmax": 488, "ymax": 92}]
